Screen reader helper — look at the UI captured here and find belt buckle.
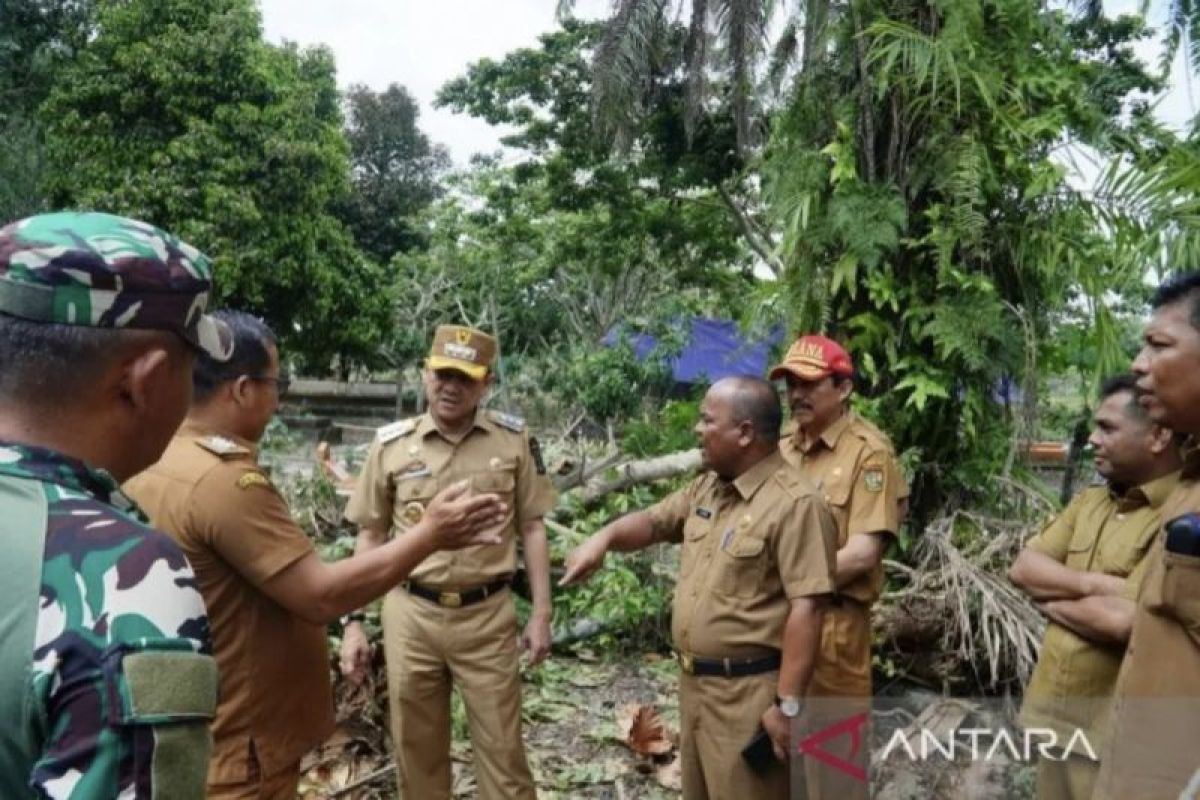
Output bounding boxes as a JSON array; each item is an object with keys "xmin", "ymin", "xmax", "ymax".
[
  {"xmin": 679, "ymin": 652, "xmax": 694, "ymax": 674},
  {"xmin": 439, "ymin": 591, "xmax": 463, "ymax": 608}
]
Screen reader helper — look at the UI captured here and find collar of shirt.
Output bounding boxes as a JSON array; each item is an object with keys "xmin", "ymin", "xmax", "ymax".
[
  {"xmin": 1115, "ymin": 470, "xmax": 1182, "ymax": 512},
  {"xmin": 728, "ymin": 449, "xmax": 785, "ymax": 501},
  {"xmin": 794, "ymin": 412, "xmax": 853, "ymax": 454},
  {"xmin": 0, "ymin": 439, "xmax": 142, "ymax": 516},
  {"xmin": 415, "ymin": 407, "xmax": 492, "ymax": 444}
]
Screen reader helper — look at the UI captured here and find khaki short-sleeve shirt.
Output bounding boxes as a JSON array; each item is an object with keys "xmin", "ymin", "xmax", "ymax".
[
  {"xmin": 124, "ymin": 423, "xmax": 334, "ymax": 783},
  {"xmin": 345, "ymin": 408, "xmax": 557, "ymax": 589},
  {"xmin": 1018, "ymin": 473, "xmax": 1178, "ymax": 742},
  {"xmin": 1095, "ymin": 446, "xmax": 1200, "ymax": 800},
  {"xmin": 780, "ymin": 412, "xmax": 904, "ymax": 604},
  {"xmin": 646, "ymin": 450, "xmax": 838, "ymax": 658}
]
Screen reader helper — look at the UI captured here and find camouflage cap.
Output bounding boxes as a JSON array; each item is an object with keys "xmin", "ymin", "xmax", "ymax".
[
  {"xmin": 426, "ymin": 325, "xmax": 496, "ymax": 381},
  {"xmin": 0, "ymin": 211, "xmax": 233, "ymax": 361}
]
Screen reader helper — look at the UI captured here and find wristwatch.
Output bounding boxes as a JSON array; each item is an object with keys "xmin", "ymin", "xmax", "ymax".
[
  {"xmin": 341, "ymin": 612, "xmax": 366, "ymax": 627},
  {"xmin": 776, "ymin": 695, "xmax": 802, "ymax": 719}
]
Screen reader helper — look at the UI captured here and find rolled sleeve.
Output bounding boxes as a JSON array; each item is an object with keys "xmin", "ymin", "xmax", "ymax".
[
  {"xmin": 778, "ymin": 496, "xmax": 838, "ymax": 599},
  {"xmin": 1025, "ymin": 494, "xmax": 1084, "ymax": 562},
  {"xmin": 647, "ymin": 481, "xmax": 698, "ymax": 544},
  {"xmin": 194, "ymin": 468, "xmax": 313, "ymax": 587},
  {"xmin": 516, "ymin": 432, "xmax": 557, "ymax": 527},
  {"xmin": 847, "ymin": 454, "xmax": 902, "ymax": 539},
  {"xmin": 344, "ymin": 437, "xmax": 393, "ymax": 531}
]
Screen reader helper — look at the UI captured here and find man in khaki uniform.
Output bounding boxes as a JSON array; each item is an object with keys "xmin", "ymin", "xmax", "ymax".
[
  {"xmin": 126, "ymin": 312, "xmax": 506, "ymax": 799},
  {"xmin": 767, "ymin": 334, "xmax": 906, "ymax": 800},
  {"xmin": 562, "ymin": 376, "xmax": 838, "ymax": 800},
  {"xmin": 1008, "ymin": 373, "xmax": 1180, "ymax": 800},
  {"xmin": 340, "ymin": 325, "xmax": 556, "ymax": 800},
  {"xmin": 1095, "ymin": 271, "xmax": 1200, "ymax": 800}
]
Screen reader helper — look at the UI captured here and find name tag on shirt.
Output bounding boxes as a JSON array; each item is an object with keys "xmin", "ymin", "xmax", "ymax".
[{"xmin": 695, "ymin": 507, "xmax": 713, "ymax": 519}]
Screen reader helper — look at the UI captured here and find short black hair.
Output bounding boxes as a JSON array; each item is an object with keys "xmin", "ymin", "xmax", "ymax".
[
  {"xmin": 1098, "ymin": 372, "xmax": 1146, "ymax": 420},
  {"xmin": 0, "ymin": 313, "xmax": 161, "ymax": 407},
  {"xmin": 192, "ymin": 311, "xmax": 277, "ymax": 404},
  {"xmin": 724, "ymin": 376, "xmax": 783, "ymax": 442},
  {"xmin": 1151, "ymin": 271, "xmax": 1200, "ymax": 331}
]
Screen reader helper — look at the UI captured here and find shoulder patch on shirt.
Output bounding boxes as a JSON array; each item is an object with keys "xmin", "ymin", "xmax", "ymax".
[
  {"xmin": 529, "ymin": 436, "xmax": 546, "ymax": 474},
  {"xmin": 488, "ymin": 409, "xmax": 526, "ymax": 432},
  {"xmin": 195, "ymin": 436, "xmax": 249, "ymax": 458},
  {"xmin": 377, "ymin": 418, "xmax": 417, "ymax": 444},
  {"xmin": 236, "ymin": 471, "xmax": 272, "ymax": 490},
  {"xmin": 863, "ymin": 464, "xmax": 885, "ymax": 492}
]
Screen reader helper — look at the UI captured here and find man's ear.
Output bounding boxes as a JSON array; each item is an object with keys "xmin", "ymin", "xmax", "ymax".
[
  {"xmin": 230, "ymin": 374, "xmax": 253, "ymax": 407},
  {"xmin": 121, "ymin": 346, "xmax": 171, "ymax": 415},
  {"xmin": 738, "ymin": 420, "xmax": 756, "ymax": 448},
  {"xmin": 1149, "ymin": 424, "xmax": 1177, "ymax": 456},
  {"xmin": 836, "ymin": 378, "xmax": 854, "ymax": 403}
]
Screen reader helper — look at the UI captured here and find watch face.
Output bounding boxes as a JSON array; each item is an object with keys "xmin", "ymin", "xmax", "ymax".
[{"xmin": 780, "ymin": 698, "xmax": 801, "ymax": 717}]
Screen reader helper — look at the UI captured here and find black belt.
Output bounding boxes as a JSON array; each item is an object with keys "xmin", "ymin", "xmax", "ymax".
[
  {"xmin": 405, "ymin": 578, "xmax": 510, "ymax": 609},
  {"xmin": 677, "ymin": 651, "xmax": 781, "ymax": 677}
]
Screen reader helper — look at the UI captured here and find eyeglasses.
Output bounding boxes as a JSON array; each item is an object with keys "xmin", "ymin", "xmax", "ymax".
[{"xmin": 249, "ymin": 374, "xmax": 291, "ymax": 394}]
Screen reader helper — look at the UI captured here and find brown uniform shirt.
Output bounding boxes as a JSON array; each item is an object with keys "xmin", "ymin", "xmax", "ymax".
[
  {"xmin": 124, "ymin": 422, "xmax": 334, "ymax": 783},
  {"xmin": 345, "ymin": 408, "xmax": 556, "ymax": 589},
  {"xmin": 1095, "ymin": 445, "xmax": 1200, "ymax": 800},
  {"xmin": 780, "ymin": 412, "xmax": 903, "ymax": 604},
  {"xmin": 646, "ymin": 450, "xmax": 838, "ymax": 658},
  {"xmin": 1019, "ymin": 473, "xmax": 1178, "ymax": 742}
]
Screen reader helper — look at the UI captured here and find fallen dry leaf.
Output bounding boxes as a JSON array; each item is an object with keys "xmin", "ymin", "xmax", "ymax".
[{"xmin": 616, "ymin": 703, "xmax": 673, "ymax": 756}]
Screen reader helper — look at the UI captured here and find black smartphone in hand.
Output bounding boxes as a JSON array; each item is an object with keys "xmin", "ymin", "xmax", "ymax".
[{"xmin": 741, "ymin": 725, "xmax": 779, "ymax": 775}]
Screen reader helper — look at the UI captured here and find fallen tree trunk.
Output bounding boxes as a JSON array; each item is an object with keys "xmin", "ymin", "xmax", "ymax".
[{"xmin": 573, "ymin": 449, "xmax": 702, "ymax": 506}]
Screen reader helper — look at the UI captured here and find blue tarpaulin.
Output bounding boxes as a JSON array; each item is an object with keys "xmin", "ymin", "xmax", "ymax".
[{"xmin": 602, "ymin": 319, "xmax": 785, "ymax": 385}]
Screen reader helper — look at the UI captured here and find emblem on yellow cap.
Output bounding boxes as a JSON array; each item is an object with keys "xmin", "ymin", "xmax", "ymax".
[{"xmin": 455, "ymin": 328, "xmax": 472, "ymax": 345}]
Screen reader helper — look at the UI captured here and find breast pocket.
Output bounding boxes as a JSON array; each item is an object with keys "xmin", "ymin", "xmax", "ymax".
[
  {"xmin": 390, "ymin": 476, "xmax": 439, "ymax": 531},
  {"xmin": 473, "ymin": 468, "xmax": 516, "ymax": 499},
  {"xmin": 1064, "ymin": 526, "xmax": 1101, "ymax": 572},
  {"xmin": 716, "ymin": 533, "xmax": 769, "ymax": 599},
  {"xmin": 1099, "ymin": 525, "xmax": 1157, "ymax": 576},
  {"xmin": 679, "ymin": 514, "xmax": 710, "ymax": 579}
]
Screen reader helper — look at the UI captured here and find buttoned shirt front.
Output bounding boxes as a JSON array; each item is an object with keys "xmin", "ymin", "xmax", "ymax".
[
  {"xmin": 646, "ymin": 450, "xmax": 838, "ymax": 658},
  {"xmin": 345, "ymin": 408, "xmax": 556, "ymax": 589},
  {"xmin": 1019, "ymin": 472, "xmax": 1179, "ymax": 742}
]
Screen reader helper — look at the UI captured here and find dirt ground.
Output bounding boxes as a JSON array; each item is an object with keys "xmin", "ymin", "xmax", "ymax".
[{"xmin": 299, "ymin": 654, "xmax": 684, "ymax": 799}]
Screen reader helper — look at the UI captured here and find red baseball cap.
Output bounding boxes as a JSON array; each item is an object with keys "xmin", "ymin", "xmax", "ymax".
[{"xmin": 768, "ymin": 335, "xmax": 854, "ymax": 381}]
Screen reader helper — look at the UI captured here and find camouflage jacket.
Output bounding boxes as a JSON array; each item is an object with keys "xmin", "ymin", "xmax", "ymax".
[{"xmin": 0, "ymin": 442, "xmax": 214, "ymax": 798}]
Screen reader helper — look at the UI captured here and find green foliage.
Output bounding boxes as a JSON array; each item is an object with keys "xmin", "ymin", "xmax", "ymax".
[
  {"xmin": 551, "ymin": 483, "xmax": 682, "ymax": 653},
  {"xmin": 757, "ymin": 0, "xmax": 1168, "ymax": 520},
  {"xmin": 339, "ymin": 83, "xmax": 450, "ymax": 263},
  {"xmin": 621, "ymin": 397, "xmax": 702, "ymax": 456},
  {"xmin": 548, "ymin": 340, "xmax": 675, "ymax": 424},
  {"xmin": 38, "ymin": 0, "xmax": 388, "ymax": 370}
]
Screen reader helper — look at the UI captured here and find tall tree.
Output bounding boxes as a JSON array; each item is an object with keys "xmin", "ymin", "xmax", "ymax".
[
  {"xmin": 38, "ymin": 0, "xmax": 388, "ymax": 370},
  {"xmin": 340, "ymin": 83, "xmax": 450, "ymax": 263}
]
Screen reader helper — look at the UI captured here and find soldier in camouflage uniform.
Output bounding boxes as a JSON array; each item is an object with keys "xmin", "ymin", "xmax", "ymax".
[{"xmin": 0, "ymin": 211, "xmax": 234, "ymax": 799}]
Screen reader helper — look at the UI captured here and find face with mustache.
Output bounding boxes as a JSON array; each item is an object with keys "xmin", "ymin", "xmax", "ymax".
[
  {"xmin": 1132, "ymin": 299, "xmax": 1200, "ymax": 436},
  {"xmin": 423, "ymin": 367, "xmax": 491, "ymax": 430},
  {"xmin": 783, "ymin": 372, "xmax": 852, "ymax": 436}
]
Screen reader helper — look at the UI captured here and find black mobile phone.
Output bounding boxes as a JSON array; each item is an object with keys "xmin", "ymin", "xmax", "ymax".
[
  {"xmin": 1165, "ymin": 513, "xmax": 1200, "ymax": 557},
  {"xmin": 741, "ymin": 725, "xmax": 778, "ymax": 775}
]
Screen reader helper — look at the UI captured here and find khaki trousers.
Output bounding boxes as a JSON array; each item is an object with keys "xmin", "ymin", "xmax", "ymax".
[
  {"xmin": 207, "ymin": 760, "xmax": 300, "ymax": 800},
  {"xmin": 678, "ymin": 669, "xmax": 792, "ymax": 800},
  {"xmin": 381, "ymin": 587, "xmax": 535, "ymax": 800},
  {"xmin": 803, "ymin": 600, "xmax": 872, "ymax": 800},
  {"xmin": 1035, "ymin": 749, "xmax": 1098, "ymax": 800}
]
